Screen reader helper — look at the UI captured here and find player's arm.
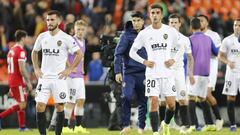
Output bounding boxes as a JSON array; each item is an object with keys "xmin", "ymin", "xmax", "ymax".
[
  {"xmin": 59, "ymin": 49, "xmax": 82, "ymax": 79},
  {"xmin": 114, "ymin": 34, "xmax": 128, "ymax": 73},
  {"xmin": 31, "ymin": 50, "xmax": 43, "ymax": 78},
  {"xmin": 130, "ymin": 46, "xmax": 154, "ymax": 68},
  {"xmin": 187, "ymin": 53, "xmax": 195, "ymax": 84},
  {"xmin": 165, "ymin": 31, "xmax": 183, "ymax": 68},
  {"xmin": 66, "ymin": 59, "xmax": 77, "ymax": 73},
  {"xmin": 68, "ymin": 50, "xmax": 82, "ymax": 70},
  {"xmin": 32, "ymin": 34, "xmax": 43, "ymax": 78},
  {"xmin": 218, "ymin": 51, "xmax": 235, "ymax": 69},
  {"xmin": 165, "ymin": 43, "xmax": 185, "ymax": 68},
  {"xmin": 114, "ymin": 33, "xmax": 128, "ymax": 83},
  {"xmin": 211, "ymin": 39, "xmax": 219, "ymax": 56},
  {"xmin": 19, "ymin": 60, "xmax": 32, "ymax": 91},
  {"xmin": 185, "ymin": 37, "xmax": 195, "ymax": 84},
  {"xmin": 218, "ymin": 38, "xmax": 234, "ymax": 69},
  {"xmin": 129, "ymin": 32, "xmax": 154, "ymax": 68}
]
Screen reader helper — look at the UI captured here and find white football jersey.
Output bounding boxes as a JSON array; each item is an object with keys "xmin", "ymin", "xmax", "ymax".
[
  {"xmin": 205, "ymin": 29, "xmax": 221, "ymax": 59},
  {"xmin": 33, "ymin": 30, "xmax": 80, "ymax": 78},
  {"xmin": 130, "ymin": 24, "xmax": 180, "ymax": 78},
  {"xmin": 171, "ymin": 32, "xmax": 191, "ymax": 70},
  {"xmin": 220, "ymin": 34, "xmax": 240, "ymax": 73}
]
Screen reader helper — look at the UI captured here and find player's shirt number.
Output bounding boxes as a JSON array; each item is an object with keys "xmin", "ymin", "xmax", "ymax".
[{"xmin": 7, "ymin": 57, "xmax": 14, "ymax": 73}]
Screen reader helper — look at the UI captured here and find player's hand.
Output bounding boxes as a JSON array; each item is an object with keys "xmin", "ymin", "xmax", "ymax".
[
  {"xmin": 58, "ymin": 68, "xmax": 72, "ymax": 79},
  {"xmin": 227, "ymin": 61, "xmax": 235, "ymax": 69},
  {"xmin": 7, "ymin": 89, "xmax": 12, "ymax": 97},
  {"xmin": 115, "ymin": 73, "xmax": 122, "ymax": 83},
  {"xmin": 26, "ymin": 82, "xmax": 33, "ymax": 92},
  {"xmin": 189, "ymin": 75, "xmax": 195, "ymax": 85},
  {"xmin": 143, "ymin": 60, "xmax": 155, "ymax": 68},
  {"xmin": 34, "ymin": 68, "xmax": 43, "ymax": 78},
  {"xmin": 72, "ymin": 67, "xmax": 78, "ymax": 73},
  {"xmin": 164, "ymin": 59, "xmax": 175, "ymax": 68}
]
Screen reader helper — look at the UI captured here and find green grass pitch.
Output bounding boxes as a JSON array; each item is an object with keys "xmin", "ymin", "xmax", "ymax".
[{"xmin": 0, "ymin": 128, "xmax": 239, "ymax": 135}]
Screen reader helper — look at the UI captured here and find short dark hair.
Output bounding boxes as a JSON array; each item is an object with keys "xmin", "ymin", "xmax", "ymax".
[
  {"xmin": 15, "ymin": 30, "xmax": 27, "ymax": 42},
  {"xmin": 150, "ymin": 3, "xmax": 163, "ymax": 12},
  {"xmin": 47, "ymin": 10, "xmax": 62, "ymax": 18},
  {"xmin": 65, "ymin": 23, "xmax": 74, "ymax": 35},
  {"xmin": 235, "ymin": 18, "xmax": 240, "ymax": 22},
  {"xmin": 131, "ymin": 11, "xmax": 144, "ymax": 19},
  {"xmin": 168, "ymin": 13, "xmax": 181, "ymax": 22},
  {"xmin": 191, "ymin": 17, "xmax": 201, "ymax": 30},
  {"xmin": 197, "ymin": 14, "xmax": 209, "ymax": 22}
]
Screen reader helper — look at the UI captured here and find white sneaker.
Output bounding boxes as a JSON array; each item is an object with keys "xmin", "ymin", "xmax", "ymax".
[
  {"xmin": 161, "ymin": 121, "xmax": 170, "ymax": 135},
  {"xmin": 186, "ymin": 126, "xmax": 195, "ymax": 133},
  {"xmin": 169, "ymin": 119, "xmax": 180, "ymax": 130},
  {"xmin": 216, "ymin": 119, "xmax": 224, "ymax": 131},
  {"xmin": 179, "ymin": 126, "xmax": 188, "ymax": 134},
  {"xmin": 153, "ymin": 132, "xmax": 159, "ymax": 135},
  {"xmin": 120, "ymin": 126, "xmax": 130, "ymax": 135},
  {"xmin": 138, "ymin": 128, "xmax": 144, "ymax": 134}
]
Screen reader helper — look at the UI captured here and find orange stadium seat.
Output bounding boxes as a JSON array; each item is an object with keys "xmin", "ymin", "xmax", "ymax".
[
  {"xmin": 191, "ymin": 0, "xmax": 201, "ymax": 9},
  {"xmin": 186, "ymin": 6, "xmax": 196, "ymax": 17},
  {"xmin": 222, "ymin": 0, "xmax": 232, "ymax": 10},
  {"xmin": 199, "ymin": 7, "xmax": 208, "ymax": 17},
  {"xmin": 232, "ymin": 0, "xmax": 240, "ymax": 12},
  {"xmin": 202, "ymin": 0, "xmax": 211, "ymax": 10},
  {"xmin": 219, "ymin": 7, "xmax": 229, "ymax": 21},
  {"xmin": 230, "ymin": 8, "xmax": 239, "ymax": 20},
  {"xmin": 0, "ymin": 60, "xmax": 8, "ymax": 83},
  {"xmin": 211, "ymin": 0, "xmax": 222, "ymax": 13}
]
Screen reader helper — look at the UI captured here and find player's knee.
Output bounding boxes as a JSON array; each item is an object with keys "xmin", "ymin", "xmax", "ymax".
[
  {"xmin": 55, "ymin": 103, "xmax": 64, "ymax": 112},
  {"xmin": 65, "ymin": 103, "xmax": 74, "ymax": 109},
  {"xmin": 36, "ymin": 103, "xmax": 46, "ymax": 112},
  {"xmin": 207, "ymin": 96, "xmax": 217, "ymax": 105},
  {"xmin": 227, "ymin": 96, "xmax": 236, "ymax": 101},
  {"xmin": 167, "ymin": 102, "xmax": 175, "ymax": 111},
  {"xmin": 149, "ymin": 97, "xmax": 158, "ymax": 111},
  {"xmin": 178, "ymin": 100, "xmax": 187, "ymax": 106},
  {"xmin": 76, "ymin": 99, "xmax": 85, "ymax": 107}
]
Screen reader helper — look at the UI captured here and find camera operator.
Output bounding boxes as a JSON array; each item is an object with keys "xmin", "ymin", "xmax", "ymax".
[
  {"xmin": 114, "ymin": 11, "xmax": 147, "ymax": 134},
  {"xmin": 101, "ymin": 35, "xmax": 122, "ymax": 131}
]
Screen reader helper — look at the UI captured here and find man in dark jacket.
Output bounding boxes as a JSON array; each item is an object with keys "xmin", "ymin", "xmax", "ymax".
[{"xmin": 114, "ymin": 11, "xmax": 147, "ymax": 134}]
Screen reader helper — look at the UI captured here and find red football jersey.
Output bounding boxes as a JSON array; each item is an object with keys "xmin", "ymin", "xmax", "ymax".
[{"xmin": 7, "ymin": 44, "xmax": 27, "ymax": 87}]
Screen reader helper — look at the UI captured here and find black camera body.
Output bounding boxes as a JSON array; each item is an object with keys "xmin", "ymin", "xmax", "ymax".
[{"xmin": 100, "ymin": 34, "xmax": 122, "ymax": 104}]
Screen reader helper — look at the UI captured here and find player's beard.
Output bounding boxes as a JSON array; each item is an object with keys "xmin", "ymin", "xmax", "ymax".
[{"xmin": 48, "ymin": 24, "xmax": 58, "ymax": 31}]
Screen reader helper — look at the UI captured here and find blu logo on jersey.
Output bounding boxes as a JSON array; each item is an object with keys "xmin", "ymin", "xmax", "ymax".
[
  {"xmin": 151, "ymin": 43, "xmax": 167, "ymax": 51},
  {"xmin": 43, "ymin": 49, "xmax": 60, "ymax": 56}
]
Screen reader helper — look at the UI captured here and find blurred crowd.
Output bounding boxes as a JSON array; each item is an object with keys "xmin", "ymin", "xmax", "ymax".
[{"xmin": 0, "ymin": 0, "xmax": 239, "ymax": 83}]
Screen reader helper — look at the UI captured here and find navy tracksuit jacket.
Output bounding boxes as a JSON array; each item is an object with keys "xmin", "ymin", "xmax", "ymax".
[{"xmin": 114, "ymin": 21, "xmax": 148, "ymax": 129}]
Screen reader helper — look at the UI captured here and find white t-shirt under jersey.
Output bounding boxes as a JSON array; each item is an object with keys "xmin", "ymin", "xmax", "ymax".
[
  {"xmin": 33, "ymin": 30, "xmax": 80, "ymax": 79},
  {"xmin": 130, "ymin": 24, "xmax": 180, "ymax": 78},
  {"xmin": 220, "ymin": 34, "xmax": 240, "ymax": 73},
  {"xmin": 171, "ymin": 32, "xmax": 191, "ymax": 70}
]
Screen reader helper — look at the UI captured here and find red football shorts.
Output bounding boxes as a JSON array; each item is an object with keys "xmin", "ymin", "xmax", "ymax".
[{"xmin": 10, "ymin": 85, "xmax": 27, "ymax": 102}]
